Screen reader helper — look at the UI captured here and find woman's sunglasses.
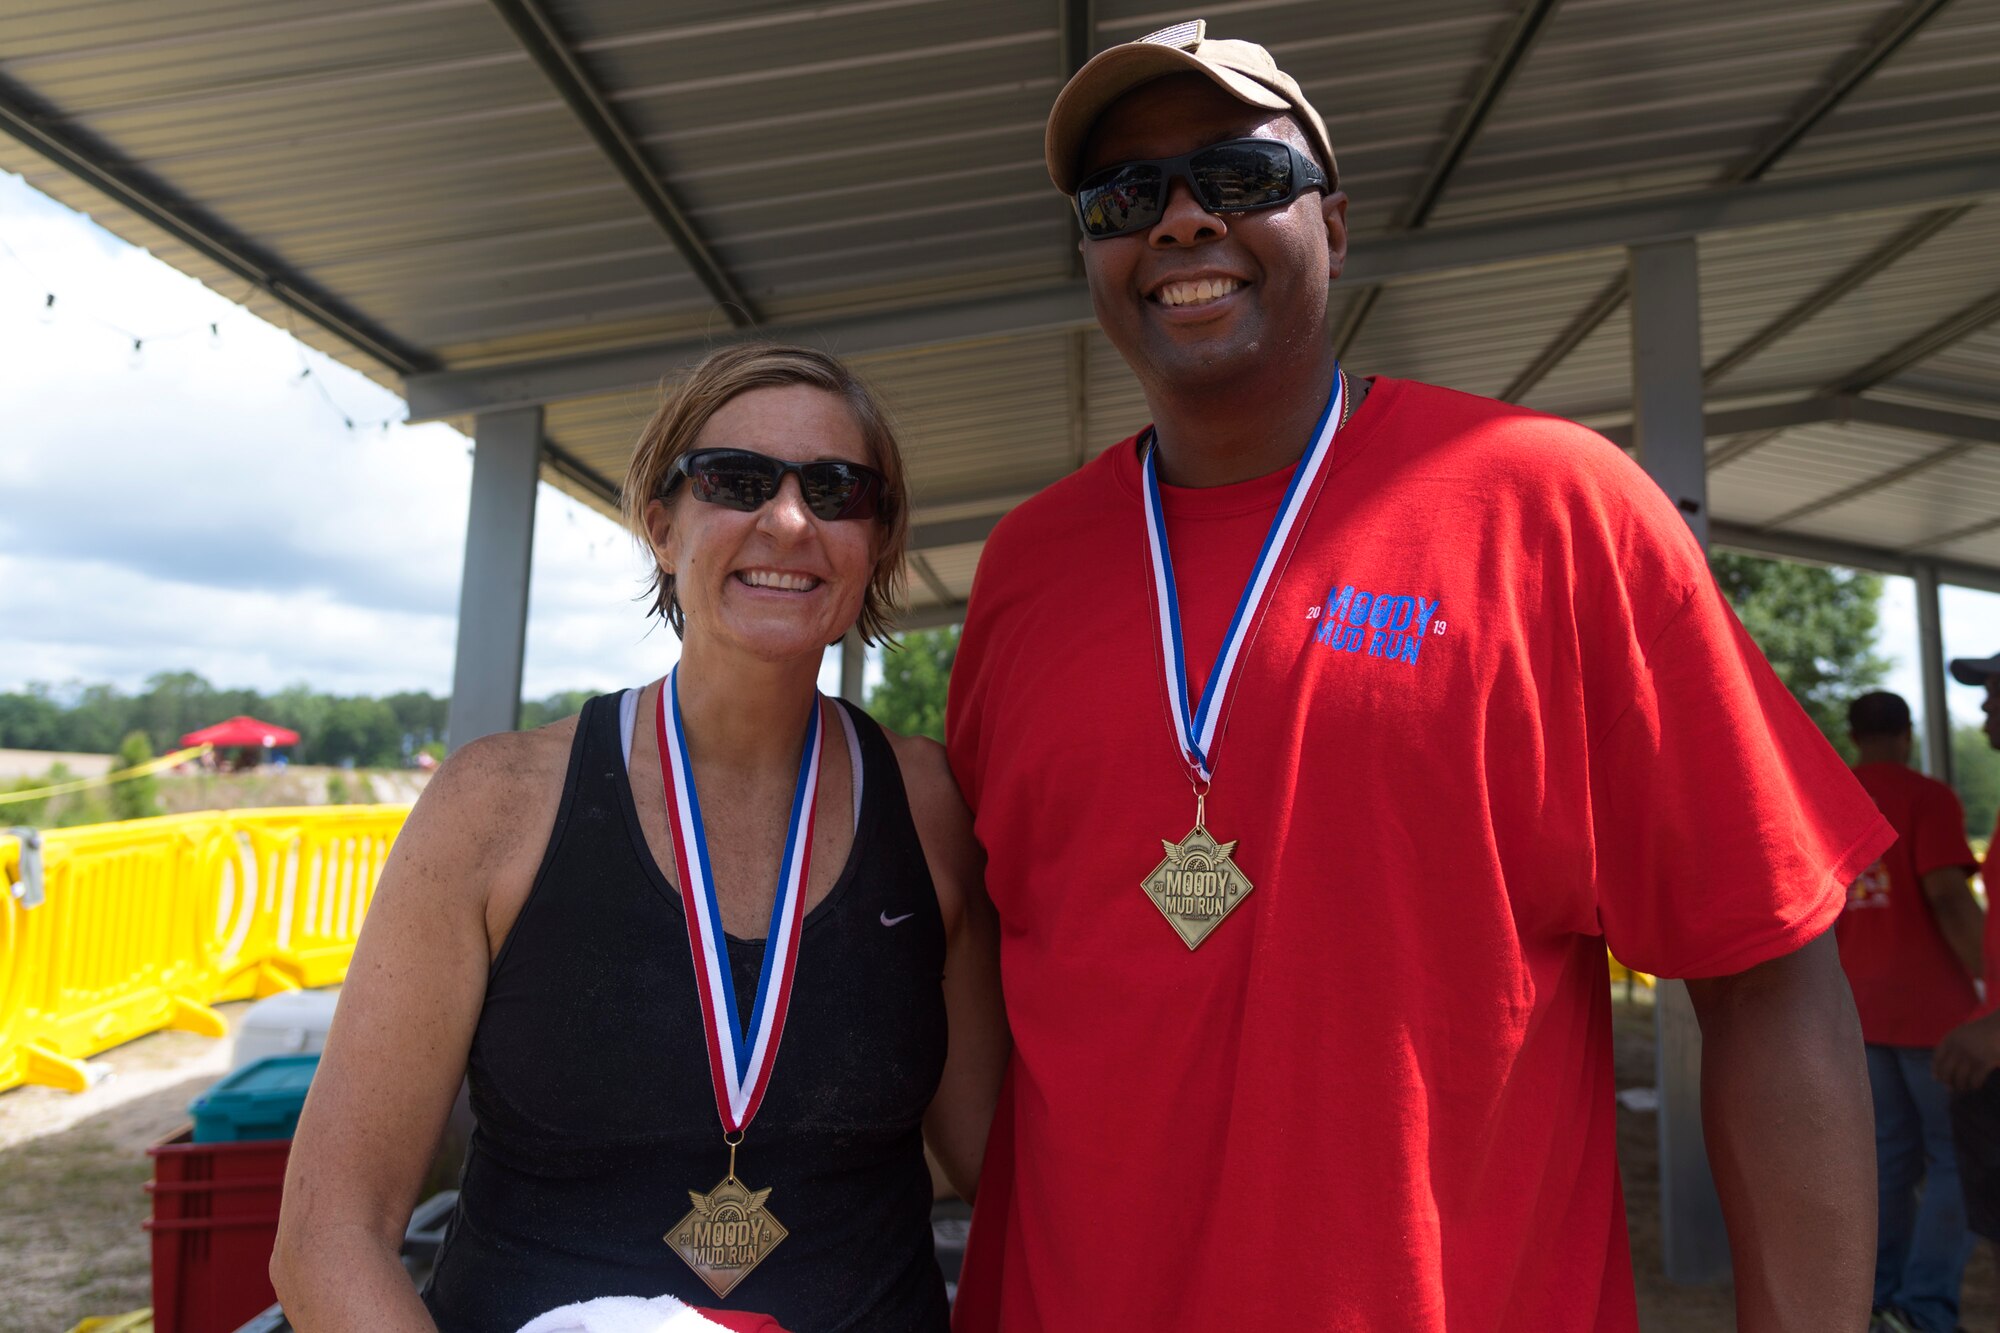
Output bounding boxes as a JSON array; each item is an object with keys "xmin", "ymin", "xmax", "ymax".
[
  {"xmin": 664, "ymin": 448, "xmax": 886, "ymax": 522},
  {"xmin": 1073, "ymin": 137, "xmax": 1329, "ymax": 240}
]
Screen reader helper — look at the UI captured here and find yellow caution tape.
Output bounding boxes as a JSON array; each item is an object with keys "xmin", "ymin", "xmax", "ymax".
[{"xmin": 0, "ymin": 744, "xmax": 211, "ymax": 806}]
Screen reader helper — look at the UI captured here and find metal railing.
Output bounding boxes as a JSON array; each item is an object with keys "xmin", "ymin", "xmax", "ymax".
[{"xmin": 0, "ymin": 805, "xmax": 409, "ymax": 1094}]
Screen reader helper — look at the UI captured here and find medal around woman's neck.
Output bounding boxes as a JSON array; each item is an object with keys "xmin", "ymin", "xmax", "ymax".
[
  {"xmin": 657, "ymin": 666, "xmax": 822, "ymax": 1295},
  {"xmin": 1138, "ymin": 369, "xmax": 1346, "ymax": 949}
]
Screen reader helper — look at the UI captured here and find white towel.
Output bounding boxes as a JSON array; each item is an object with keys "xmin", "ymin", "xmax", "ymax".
[{"xmin": 516, "ymin": 1294, "xmax": 727, "ymax": 1333}]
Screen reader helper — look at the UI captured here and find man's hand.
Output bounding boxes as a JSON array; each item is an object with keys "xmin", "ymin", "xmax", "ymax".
[
  {"xmin": 1684, "ymin": 929, "xmax": 1873, "ymax": 1332},
  {"xmin": 1935, "ymin": 1011, "xmax": 2000, "ymax": 1093}
]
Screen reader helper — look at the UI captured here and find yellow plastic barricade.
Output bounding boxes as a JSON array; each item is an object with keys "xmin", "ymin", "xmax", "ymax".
[
  {"xmin": 1608, "ymin": 953, "xmax": 1656, "ymax": 990},
  {"xmin": 263, "ymin": 806, "xmax": 403, "ymax": 991},
  {"xmin": 0, "ymin": 804, "xmax": 411, "ymax": 1094}
]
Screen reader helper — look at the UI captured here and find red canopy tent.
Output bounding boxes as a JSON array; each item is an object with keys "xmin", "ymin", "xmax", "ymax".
[{"xmin": 180, "ymin": 716, "xmax": 300, "ymax": 749}]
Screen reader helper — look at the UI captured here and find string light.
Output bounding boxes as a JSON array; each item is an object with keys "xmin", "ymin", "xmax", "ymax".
[{"xmin": 3, "ymin": 229, "xmax": 405, "ymax": 434}]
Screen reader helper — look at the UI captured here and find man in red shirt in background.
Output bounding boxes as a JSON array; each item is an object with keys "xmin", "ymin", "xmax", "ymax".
[
  {"xmin": 1835, "ymin": 690, "xmax": 1982, "ymax": 1333},
  {"xmin": 948, "ymin": 21, "xmax": 1892, "ymax": 1333},
  {"xmin": 1935, "ymin": 657, "xmax": 2000, "ymax": 1333}
]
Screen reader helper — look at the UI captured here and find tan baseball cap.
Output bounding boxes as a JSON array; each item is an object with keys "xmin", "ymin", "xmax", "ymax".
[{"xmin": 1045, "ymin": 20, "xmax": 1338, "ymax": 194}]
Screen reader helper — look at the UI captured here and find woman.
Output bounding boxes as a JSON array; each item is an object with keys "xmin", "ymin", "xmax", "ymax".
[{"xmin": 273, "ymin": 344, "xmax": 1007, "ymax": 1332}]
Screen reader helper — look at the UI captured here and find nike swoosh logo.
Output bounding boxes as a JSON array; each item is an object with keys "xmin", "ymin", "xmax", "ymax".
[{"xmin": 880, "ymin": 911, "xmax": 915, "ymax": 928}]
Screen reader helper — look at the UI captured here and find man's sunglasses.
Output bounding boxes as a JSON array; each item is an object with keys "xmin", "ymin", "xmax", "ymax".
[
  {"xmin": 664, "ymin": 448, "xmax": 886, "ymax": 522},
  {"xmin": 1073, "ymin": 138, "xmax": 1329, "ymax": 240}
]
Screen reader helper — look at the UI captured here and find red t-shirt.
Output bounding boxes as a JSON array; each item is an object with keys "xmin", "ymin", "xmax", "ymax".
[
  {"xmin": 945, "ymin": 377, "xmax": 1893, "ymax": 1332},
  {"xmin": 1980, "ymin": 808, "xmax": 2000, "ymax": 1020},
  {"xmin": 1835, "ymin": 763, "xmax": 1977, "ymax": 1046}
]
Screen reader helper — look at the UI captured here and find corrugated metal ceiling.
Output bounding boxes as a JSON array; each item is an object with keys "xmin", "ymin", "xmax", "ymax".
[{"xmin": 3, "ymin": 0, "xmax": 1999, "ymax": 608}]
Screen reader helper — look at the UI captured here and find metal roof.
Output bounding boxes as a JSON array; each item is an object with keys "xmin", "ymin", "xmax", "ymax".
[{"xmin": 5, "ymin": 0, "xmax": 1999, "ymax": 622}]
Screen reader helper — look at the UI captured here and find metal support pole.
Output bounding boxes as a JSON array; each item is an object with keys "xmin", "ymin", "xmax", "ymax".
[
  {"xmin": 1916, "ymin": 560, "xmax": 1953, "ymax": 783},
  {"xmin": 1630, "ymin": 237, "xmax": 1730, "ymax": 1286},
  {"xmin": 839, "ymin": 630, "xmax": 866, "ymax": 705},
  {"xmin": 1630, "ymin": 239, "xmax": 1709, "ymax": 546},
  {"xmin": 447, "ymin": 407, "xmax": 543, "ymax": 752}
]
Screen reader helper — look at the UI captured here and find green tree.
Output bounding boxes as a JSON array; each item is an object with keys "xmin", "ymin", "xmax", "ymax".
[
  {"xmin": 317, "ymin": 697, "xmax": 404, "ymax": 767},
  {"xmin": 109, "ymin": 731, "xmax": 161, "ymax": 821},
  {"xmin": 0, "ymin": 685, "xmax": 65, "ymax": 751},
  {"xmin": 1710, "ymin": 553, "xmax": 1888, "ymax": 759},
  {"xmin": 520, "ymin": 690, "xmax": 596, "ymax": 731},
  {"xmin": 868, "ymin": 627, "xmax": 959, "ymax": 742}
]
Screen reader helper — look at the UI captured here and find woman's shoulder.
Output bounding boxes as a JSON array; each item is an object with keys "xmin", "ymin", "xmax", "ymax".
[{"xmin": 401, "ymin": 714, "xmax": 585, "ymax": 888}]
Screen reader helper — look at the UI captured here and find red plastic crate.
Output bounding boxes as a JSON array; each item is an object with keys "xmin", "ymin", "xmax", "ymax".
[{"xmin": 145, "ymin": 1126, "xmax": 289, "ymax": 1333}]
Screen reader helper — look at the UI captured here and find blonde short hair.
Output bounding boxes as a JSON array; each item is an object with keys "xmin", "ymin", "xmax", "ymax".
[{"xmin": 621, "ymin": 343, "xmax": 908, "ymax": 646}]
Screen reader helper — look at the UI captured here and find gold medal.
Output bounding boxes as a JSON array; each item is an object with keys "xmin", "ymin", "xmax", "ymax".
[
  {"xmin": 1137, "ymin": 371, "xmax": 1346, "ymax": 951},
  {"xmin": 666, "ymin": 1136, "xmax": 789, "ymax": 1297},
  {"xmin": 1141, "ymin": 789, "xmax": 1254, "ymax": 949}
]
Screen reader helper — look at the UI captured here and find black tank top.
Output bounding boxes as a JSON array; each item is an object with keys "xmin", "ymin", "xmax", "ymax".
[{"xmin": 423, "ymin": 692, "xmax": 951, "ymax": 1332}]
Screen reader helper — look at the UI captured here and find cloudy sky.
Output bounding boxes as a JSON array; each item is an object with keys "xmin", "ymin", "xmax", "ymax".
[
  {"xmin": 1, "ymin": 169, "xmax": 702, "ymax": 705},
  {"xmin": 0, "ymin": 167, "xmax": 1994, "ymax": 725}
]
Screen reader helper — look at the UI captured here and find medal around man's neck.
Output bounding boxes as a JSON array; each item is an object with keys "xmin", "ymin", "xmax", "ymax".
[{"xmin": 1143, "ymin": 813, "xmax": 1255, "ymax": 949}]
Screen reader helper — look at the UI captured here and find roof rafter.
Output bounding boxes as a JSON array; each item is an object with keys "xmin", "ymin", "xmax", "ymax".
[
  {"xmin": 1702, "ymin": 204, "xmax": 1977, "ymax": 387},
  {"xmin": 0, "ymin": 73, "xmax": 433, "ymax": 376},
  {"xmin": 1499, "ymin": 0, "xmax": 1956, "ymax": 403},
  {"xmin": 485, "ymin": 0, "xmax": 759, "ymax": 325},
  {"xmin": 1335, "ymin": 0, "xmax": 1562, "ymax": 360},
  {"xmin": 1708, "ymin": 284, "xmax": 2000, "ymax": 467},
  {"xmin": 408, "ymin": 150, "xmax": 2000, "ymax": 420}
]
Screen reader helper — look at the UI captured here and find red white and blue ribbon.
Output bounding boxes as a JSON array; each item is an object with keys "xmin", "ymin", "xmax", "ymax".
[
  {"xmin": 658, "ymin": 665, "xmax": 823, "ymax": 1133},
  {"xmin": 1140, "ymin": 370, "xmax": 1345, "ymax": 784}
]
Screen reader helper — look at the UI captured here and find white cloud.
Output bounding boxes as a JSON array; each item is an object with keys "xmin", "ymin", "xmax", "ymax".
[{"xmin": 0, "ymin": 170, "xmax": 678, "ymax": 704}]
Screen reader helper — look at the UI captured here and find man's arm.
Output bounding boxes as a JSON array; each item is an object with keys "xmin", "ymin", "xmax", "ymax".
[
  {"xmin": 1684, "ymin": 929, "xmax": 1874, "ymax": 1333},
  {"xmin": 1921, "ymin": 865, "xmax": 1985, "ymax": 981}
]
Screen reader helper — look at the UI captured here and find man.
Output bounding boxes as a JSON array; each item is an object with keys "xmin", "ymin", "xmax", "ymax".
[
  {"xmin": 1833, "ymin": 690, "xmax": 1981, "ymax": 1333},
  {"xmin": 1936, "ymin": 656, "xmax": 2000, "ymax": 1333},
  {"xmin": 945, "ymin": 22, "xmax": 1893, "ymax": 1332}
]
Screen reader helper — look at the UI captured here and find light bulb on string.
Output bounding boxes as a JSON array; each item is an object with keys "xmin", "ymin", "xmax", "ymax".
[
  {"xmin": 127, "ymin": 338, "xmax": 144, "ymax": 370},
  {"xmin": 208, "ymin": 322, "xmax": 221, "ymax": 350},
  {"xmin": 38, "ymin": 293, "xmax": 55, "ymax": 325},
  {"xmin": 291, "ymin": 366, "xmax": 311, "ymax": 391}
]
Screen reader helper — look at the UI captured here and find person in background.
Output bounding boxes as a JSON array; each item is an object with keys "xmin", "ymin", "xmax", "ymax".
[
  {"xmin": 1836, "ymin": 689, "xmax": 1983, "ymax": 1333},
  {"xmin": 1936, "ymin": 656, "xmax": 2000, "ymax": 1333}
]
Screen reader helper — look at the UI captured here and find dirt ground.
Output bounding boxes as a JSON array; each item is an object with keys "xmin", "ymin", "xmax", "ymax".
[
  {"xmin": 3, "ymin": 992, "xmax": 1995, "ymax": 1330},
  {"xmin": 0, "ymin": 1004, "xmax": 244, "ymax": 1333}
]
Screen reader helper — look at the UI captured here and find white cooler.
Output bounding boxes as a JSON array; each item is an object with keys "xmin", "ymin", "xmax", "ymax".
[{"xmin": 232, "ymin": 988, "xmax": 341, "ymax": 1070}]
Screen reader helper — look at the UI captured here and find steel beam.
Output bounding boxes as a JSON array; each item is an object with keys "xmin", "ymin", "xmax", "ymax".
[
  {"xmin": 0, "ymin": 74, "xmax": 431, "ymax": 376},
  {"xmin": 1756, "ymin": 440, "xmax": 1974, "ymax": 531},
  {"xmin": 1630, "ymin": 237, "xmax": 1727, "ymax": 1285},
  {"xmin": 1916, "ymin": 560, "xmax": 1953, "ymax": 784},
  {"xmin": 1703, "ymin": 206, "xmax": 1976, "ymax": 388},
  {"xmin": 840, "ymin": 630, "xmax": 866, "ymax": 704},
  {"xmin": 1338, "ymin": 0, "xmax": 1561, "ymax": 356},
  {"xmin": 1630, "ymin": 240, "xmax": 1709, "ymax": 545},
  {"xmin": 448, "ymin": 407, "xmax": 544, "ymax": 751},
  {"xmin": 909, "ymin": 554, "xmax": 955, "ymax": 608},
  {"xmin": 1708, "ymin": 285, "xmax": 2000, "ymax": 468},
  {"xmin": 1709, "ymin": 522, "xmax": 2000, "ymax": 594},
  {"xmin": 408, "ymin": 153, "xmax": 2000, "ymax": 421},
  {"xmin": 485, "ymin": 0, "xmax": 758, "ymax": 324},
  {"xmin": 899, "ymin": 600, "xmax": 968, "ymax": 633},
  {"xmin": 1500, "ymin": 0, "xmax": 1954, "ymax": 402},
  {"xmin": 1836, "ymin": 286, "xmax": 2000, "ymax": 392},
  {"xmin": 1731, "ymin": 0, "xmax": 1956, "ymax": 183},
  {"xmin": 542, "ymin": 440, "xmax": 622, "ymax": 510},
  {"xmin": 1349, "ymin": 155, "xmax": 2000, "ymax": 286}
]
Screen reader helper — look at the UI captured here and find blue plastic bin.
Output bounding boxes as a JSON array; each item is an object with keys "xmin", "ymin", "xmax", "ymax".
[{"xmin": 189, "ymin": 1053, "xmax": 321, "ymax": 1143}]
